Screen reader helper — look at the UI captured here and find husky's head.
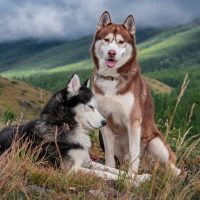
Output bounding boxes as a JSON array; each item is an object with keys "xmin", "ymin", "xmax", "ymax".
[
  {"xmin": 91, "ymin": 11, "xmax": 137, "ymax": 76},
  {"xmin": 41, "ymin": 74, "xmax": 106, "ymax": 131}
]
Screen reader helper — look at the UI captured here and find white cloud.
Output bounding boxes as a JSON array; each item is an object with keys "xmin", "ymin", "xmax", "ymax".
[{"xmin": 0, "ymin": 0, "xmax": 199, "ymax": 42}]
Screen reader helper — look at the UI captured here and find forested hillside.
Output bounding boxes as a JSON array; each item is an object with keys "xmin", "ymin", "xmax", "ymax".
[
  {"xmin": 0, "ymin": 17, "xmax": 200, "ymax": 200},
  {"xmin": 0, "ymin": 27, "xmax": 161, "ymax": 72},
  {"xmin": 0, "ymin": 20, "xmax": 200, "ymax": 132}
]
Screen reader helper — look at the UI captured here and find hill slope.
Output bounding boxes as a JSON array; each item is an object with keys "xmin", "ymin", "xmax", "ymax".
[
  {"xmin": 0, "ymin": 27, "xmax": 161, "ymax": 72},
  {"xmin": 0, "ymin": 77, "xmax": 50, "ymax": 121},
  {"xmin": 138, "ymin": 22, "xmax": 200, "ymax": 72},
  {"xmin": 0, "ymin": 20, "xmax": 199, "ymax": 76},
  {"xmin": 11, "ymin": 59, "xmax": 171, "ymax": 93}
]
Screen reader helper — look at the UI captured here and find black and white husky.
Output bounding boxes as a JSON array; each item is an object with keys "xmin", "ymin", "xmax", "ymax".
[{"xmin": 0, "ymin": 74, "xmax": 150, "ymax": 184}]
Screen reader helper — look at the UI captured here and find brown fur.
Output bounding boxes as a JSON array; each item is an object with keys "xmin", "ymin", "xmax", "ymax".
[{"xmin": 91, "ymin": 17, "xmax": 178, "ymax": 166}]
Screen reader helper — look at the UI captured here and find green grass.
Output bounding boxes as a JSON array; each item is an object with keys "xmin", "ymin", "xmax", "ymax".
[
  {"xmin": 1, "ymin": 21, "xmax": 199, "ymax": 87},
  {"xmin": 0, "ymin": 19, "xmax": 199, "ymax": 132},
  {"xmin": 145, "ymin": 67, "xmax": 200, "ymax": 133},
  {"xmin": 2, "ymin": 59, "xmax": 93, "ymax": 78},
  {"xmin": 0, "ymin": 20, "xmax": 200, "ymax": 198}
]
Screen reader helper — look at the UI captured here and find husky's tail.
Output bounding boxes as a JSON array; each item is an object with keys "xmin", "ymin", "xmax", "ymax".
[
  {"xmin": 0, "ymin": 126, "xmax": 20, "ymax": 151},
  {"xmin": 0, "ymin": 120, "xmax": 38, "ymax": 151}
]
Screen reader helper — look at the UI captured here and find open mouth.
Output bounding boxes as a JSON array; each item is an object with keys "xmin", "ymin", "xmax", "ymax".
[{"xmin": 105, "ymin": 59, "xmax": 118, "ymax": 68}]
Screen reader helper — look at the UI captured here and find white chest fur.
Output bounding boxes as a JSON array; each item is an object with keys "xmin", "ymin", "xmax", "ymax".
[{"xmin": 94, "ymin": 79, "xmax": 134, "ymax": 125}]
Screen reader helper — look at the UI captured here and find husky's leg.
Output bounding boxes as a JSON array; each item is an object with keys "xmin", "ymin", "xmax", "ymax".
[
  {"xmin": 147, "ymin": 136, "xmax": 182, "ymax": 176},
  {"xmin": 127, "ymin": 120, "xmax": 141, "ymax": 174},
  {"xmin": 71, "ymin": 166, "xmax": 119, "ymax": 180},
  {"xmin": 89, "ymin": 161, "xmax": 125, "ymax": 175},
  {"xmin": 127, "ymin": 122, "xmax": 151, "ymax": 183},
  {"xmin": 88, "ymin": 161, "xmax": 151, "ymax": 184},
  {"xmin": 101, "ymin": 126, "xmax": 115, "ymax": 168}
]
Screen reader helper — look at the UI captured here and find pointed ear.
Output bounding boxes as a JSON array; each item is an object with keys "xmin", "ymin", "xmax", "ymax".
[
  {"xmin": 66, "ymin": 74, "xmax": 81, "ymax": 95},
  {"xmin": 97, "ymin": 11, "xmax": 111, "ymax": 31},
  {"xmin": 82, "ymin": 78, "xmax": 90, "ymax": 88},
  {"xmin": 123, "ymin": 15, "xmax": 135, "ymax": 35}
]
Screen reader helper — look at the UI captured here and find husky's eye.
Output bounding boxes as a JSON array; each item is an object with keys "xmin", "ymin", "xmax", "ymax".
[
  {"xmin": 118, "ymin": 40, "xmax": 124, "ymax": 45},
  {"xmin": 104, "ymin": 38, "xmax": 110, "ymax": 43},
  {"xmin": 88, "ymin": 105, "xmax": 94, "ymax": 110}
]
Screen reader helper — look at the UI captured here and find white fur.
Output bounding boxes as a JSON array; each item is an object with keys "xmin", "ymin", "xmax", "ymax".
[
  {"xmin": 92, "ymin": 13, "xmax": 183, "ymax": 178},
  {"xmin": 93, "ymin": 34, "xmax": 149, "ymax": 177},
  {"xmin": 67, "ymin": 74, "xmax": 81, "ymax": 96},
  {"xmin": 94, "ymin": 78, "xmax": 118, "ymax": 94},
  {"xmin": 70, "ymin": 158, "xmax": 151, "ymax": 185},
  {"xmin": 97, "ymin": 11, "xmax": 111, "ymax": 31},
  {"xmin": 95, "ymin": 84, "xmax": 134, "ymax": 125},
  {"xmin": 93, "ymin": 80, "xmax": 140, "ymax": 173},
  {"xmin": 70, "ymin": 126, "xmax": 92, "ymax": 150},
  {"xmin": 65, "ymin": 78, "xmax": 151, "ymax": 184},
  {"xmin": 68, "ymin": 149, "xmax": 91, "ymax": 168},
  {"xmin": 74, "ymin": 97, "xmax": 106, "ymax": 130},
  {"xmin": 148, "ymin": 137, "xmax": 182, "ymax": 176},
  {"xmin": 170, "ymin": 164, "xmax": 181, "ymax": 176},
  {"xmin": 101, "ymin": 126, "xmax": 116, "ymax": 167},
  {"xmin": 67, "ymin": 107, "xmax": 151, "ymax": 185},
  {"xmin": 67, "ymin": 127, "xmax": 151, "ymax": 184},
  {"xmin": 127, "ymin": 124, "xmax": 141, "ymax": 174},
  {"xmin": 148, "ymin": 137, "xmax": 169, "ymax": 163},
  {"xmin": 94, "ymin": 33, "xmax": 133, "ymax": 77}
]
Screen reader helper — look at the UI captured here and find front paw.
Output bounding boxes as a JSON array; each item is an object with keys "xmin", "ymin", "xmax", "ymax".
[{"xmin": 132, "ymin": 173, "xmax": 151, "ymax": 187}]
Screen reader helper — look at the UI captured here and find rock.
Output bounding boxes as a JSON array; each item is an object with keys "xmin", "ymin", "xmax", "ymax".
[
  {"xmin": 89, "ymin": 189, "xmax": 106, "ymax": 199},
  {"xmin": 19, "ymin": 100, "xmax": 32, "ymax": 109},
  {"xmin": 26, "ymin": 185, "xmax": 57, "ymax": 200}
]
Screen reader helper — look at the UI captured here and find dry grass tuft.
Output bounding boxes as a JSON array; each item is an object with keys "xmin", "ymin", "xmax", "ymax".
[
  {"xmin": 0, "ymin": 127, "xmax": 199, "ymax": 199},
  {"xmin": 0, "ymin": 75, "xmax": 199, "ymax": 199}
]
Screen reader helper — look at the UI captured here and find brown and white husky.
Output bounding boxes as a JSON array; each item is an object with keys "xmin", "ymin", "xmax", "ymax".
[{"xmin": 91, "ymin": 11, "xmax": 186, "ymax": 177}]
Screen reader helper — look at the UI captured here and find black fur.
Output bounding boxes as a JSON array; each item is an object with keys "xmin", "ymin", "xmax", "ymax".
[{"xmin": 0, "ymin": 75, "xmax": 92, "ymax": 167}]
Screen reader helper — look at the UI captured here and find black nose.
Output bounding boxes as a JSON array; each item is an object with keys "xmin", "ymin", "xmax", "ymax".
[
  {"xmin": 101, "ymin": 120, "xmax": 107, "ymax": 126},
  {"xmin": 108, "ymin": 49, "xmax": 116, "ymax": 57}
]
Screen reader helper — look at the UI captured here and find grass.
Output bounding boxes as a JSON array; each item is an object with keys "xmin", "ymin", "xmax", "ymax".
[
  {"xmin": 0, "ymin": 124, "xmax": 199, "ymax": 199},
  {"xmin": 1, "ymin": 21, "xmax": 199, "ymax": 94},
  {"xmin": 0, "ymin": 19, "xmax": 200, "ymax": 199},
  {"xmin": 1, "ymin": 59, "xmax": 93, "ymax": 78},
  {"xmin": 0, "ymin": 78, "xmax": 200, "ymax": 199},
  {"xmin": 1, "ymin": 59, "xmax": 173, "ymax": 94}
]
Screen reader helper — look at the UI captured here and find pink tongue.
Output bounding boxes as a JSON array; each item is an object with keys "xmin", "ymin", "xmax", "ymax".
[{"xmin": 106, "ymin": 59, "xmax": 117, "ymax": 68}]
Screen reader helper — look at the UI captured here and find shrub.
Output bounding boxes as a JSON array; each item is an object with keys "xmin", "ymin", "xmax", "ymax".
[{"xmin": 2, "ymin": 109, "xmax": 17, "ymax": 125}]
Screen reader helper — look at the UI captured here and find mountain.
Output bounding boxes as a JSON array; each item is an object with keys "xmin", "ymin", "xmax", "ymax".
[
  {"xmin": 138, "ymin": 22, "xmax": 200, "ymax": 72},
  {"xmin": 0, "ymin": 27, "xmax": 161, "ymax": 73},
  {"xmin": 0, "ymin": 20, "xmax": 199, "ymax": 78},
  {"xmin": 0, "ymin": 76, "xmax": 50, "ymax": 121},
  {"xmin": 0, "ymin": 19, "xmax": 199, "ymax": 131}
]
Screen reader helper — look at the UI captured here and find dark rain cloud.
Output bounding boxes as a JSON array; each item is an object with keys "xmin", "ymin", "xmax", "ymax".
[{"xmin": 0, "ymin": 0, "xmax": 199, "ymax": 42}]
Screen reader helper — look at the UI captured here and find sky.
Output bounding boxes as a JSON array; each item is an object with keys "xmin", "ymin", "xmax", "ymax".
[{"xmin": 0, "ymin": 0, "xmax": 199, "ymax": 42}]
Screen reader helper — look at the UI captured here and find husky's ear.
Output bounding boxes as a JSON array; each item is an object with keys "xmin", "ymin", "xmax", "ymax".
[
  {"xmin": 97, "ymin": 11, "xmax": 111, "ymax": 31},
  {"xmin": 123, "ymin": 15, "xmax": 135, "ymax": 35},
  {"xmin": 82, "ymin": 78, "xmax": 90, "ymax": 88},
  {"xmin": 66, "ymin": 74, "xmax": 81, "ymax": 95}
]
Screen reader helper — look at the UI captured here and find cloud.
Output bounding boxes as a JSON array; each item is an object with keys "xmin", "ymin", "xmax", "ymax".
[{"xmin": 0, "ymin": 0, "xmax": 199, "ymax": 42}]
